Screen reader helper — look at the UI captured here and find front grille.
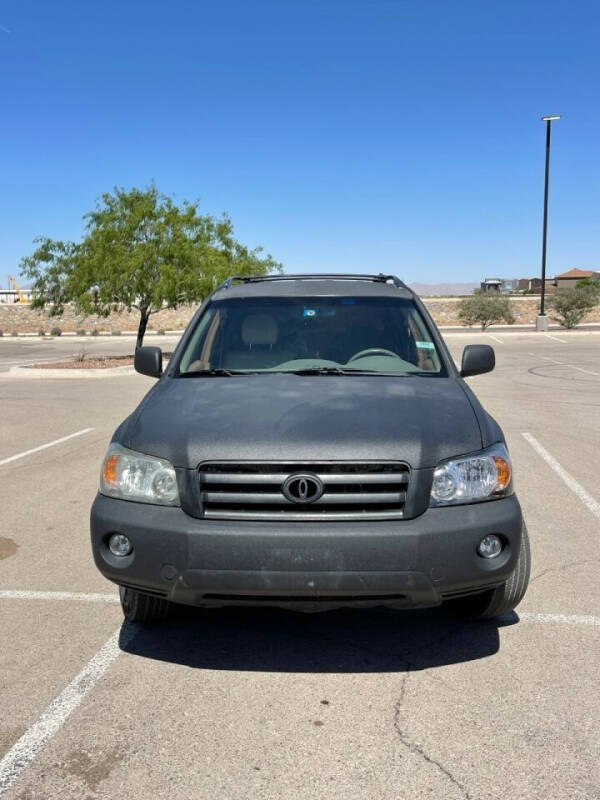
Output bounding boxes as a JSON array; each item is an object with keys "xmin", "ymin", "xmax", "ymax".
[
  {"xmin": 440, "ymin": 584, "xmax": 500, "ymax": 600},
  {"xmin": 199, "ymin": 462, "xmax": 409, "ymax": 521},
  {"xmin": 120, "ymin": 583, "xmax": 169, "ymax": 598}
]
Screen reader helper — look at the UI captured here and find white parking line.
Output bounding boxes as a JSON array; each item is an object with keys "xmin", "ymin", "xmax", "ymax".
[
  {"xmin": 569, "ymin": 365, "xmax": 600, "ymax": 376},
  {"xmin": 2, "ymin": 590, "xmax": 600, "ymax": 628},
  {"xmin": 519, "ymin": 612, "xmax": 600, "ymax": 626},
  {"xmin": 539, "ymin": 357, "xmax": 600, "ymax": 376},
  {"xmin": 0, "ymin": 428, "xmax": 94, "ymax": 466},
  {"xmin": 487, "ymin": 334, "xmax": 503, "ymax": 344},
  {"xmin": 522, "ymin": 432, "xmax": 600, "ymax": 520},
  {"xmin": 0, "ymin": 583, "xmax": 596, "ymax": 795},
  {"xmin": 545, "ymin": 334, "xmax": 567, "ymax": 343},
  {"xmin": 0, "ymin": 625, "xmax": 134, "ymax": 797},
  {"xmin": 0, "ymin": 360, "xmax": 56, "ymax": 367},
  {"xmin": 0, "ymin": 590, "xmax": 119, "ymax": 603},
  {"xmin": 2, "ymin": 590, "xmax": 599, "ymax": 627},
  {"xmin": 0, "ymin": 600, "xmax": 594, "ymax": 795},
  {"xmin": 2, "ymin": 590, "xmax": 600, "ymax": 630}
]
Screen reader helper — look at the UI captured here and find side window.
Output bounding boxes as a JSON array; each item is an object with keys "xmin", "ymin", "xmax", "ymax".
[
  {"xmin": 178, "ymin": 308, "xmax": 218, "ymax": 372},
  {"xmin": 407, "ymin": 307, "xmax": 441, "ymax": 372}
]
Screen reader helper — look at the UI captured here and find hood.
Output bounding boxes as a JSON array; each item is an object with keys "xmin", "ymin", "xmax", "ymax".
[{"xmin": 126, "ymin": 374, "xmax": 482, "ymax": 469}]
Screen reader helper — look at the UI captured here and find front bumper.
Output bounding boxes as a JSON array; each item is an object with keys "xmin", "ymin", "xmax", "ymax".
[{"xmin": 90, "ymin": 493, "xmax": 522, "ymax": 610}]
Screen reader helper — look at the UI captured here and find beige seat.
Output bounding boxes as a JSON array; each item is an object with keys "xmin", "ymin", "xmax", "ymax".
[
  {"xmin": 223, "ymin": 314, "xmax": 290, "ymax": 369},
  {"xmin": 243, "ymin": 314, "xmax": 278, "ymax": 347}
]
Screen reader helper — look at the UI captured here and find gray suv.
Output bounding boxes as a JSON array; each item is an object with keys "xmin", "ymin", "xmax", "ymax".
[{"xmin": 90, "ymin": 274, "xmax": 529, "ymax": 623}]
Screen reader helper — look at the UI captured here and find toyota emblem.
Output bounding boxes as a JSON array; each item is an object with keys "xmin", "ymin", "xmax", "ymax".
[{"xmin": 281, "ymin": 473, "xmax": 324, "ymax": 504}]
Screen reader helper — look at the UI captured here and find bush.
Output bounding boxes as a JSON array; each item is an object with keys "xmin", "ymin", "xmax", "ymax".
[
  {"xmin": 50, "ymin": 326, "xmax": 62, "ymax": 336},
  {"xmin": 576, "ymin": 278, "xmax": 600, "ymax": 297},
  {"xmin": 549, "ymin": 287, "xmax": 599, "ymax": 329},
  {"xmin": 157, "ymin": 329, "xmax": 166, "ymax": 335},
  {"xmin": 458, "ymin": 292, "xmax": 516, "ymax": 331},
  {"xmin": 11, "ymin": 330, "xmax": 18, "ymax": 337},
  {"xmin": 110, "ymin": 330, "xmax": 122, "ymax": 336},
  {"xmin": 76, "ymin": 329, "xmax": 87, "ymax": 336},
  {"xmin": 91, "ymin": 329, "xmax": 100, "ymax": 336},
  {"xmin": 38, "ymin": 329, "xmax": 46, "ymax": 337}
]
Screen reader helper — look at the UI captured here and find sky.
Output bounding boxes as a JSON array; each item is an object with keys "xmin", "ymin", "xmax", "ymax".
[{"xmin": 1, "ymin": 0, "xmax": 599, "ymax": 286}]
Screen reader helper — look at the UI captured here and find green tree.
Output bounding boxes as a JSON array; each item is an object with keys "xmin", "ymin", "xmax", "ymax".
[
  {"xmin": 458, "ymin": 291, "xmax": 516, "ymax": 331},
  {"xmin": 549, "ymin": 286, "xmax": 599, "ymax": 329},
  {"xmin": 21, "ymin": 185, "xmax": 281, "ymax": 348}
]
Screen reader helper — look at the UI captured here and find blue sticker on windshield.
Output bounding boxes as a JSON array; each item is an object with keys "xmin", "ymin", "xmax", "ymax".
[
  {"xmin": 416, "ymin": 341, "xmax": 435, "ymax": 349},
  {"xmin": 303, "ymin": 309, "xmax": 317, "ymax": 317}
]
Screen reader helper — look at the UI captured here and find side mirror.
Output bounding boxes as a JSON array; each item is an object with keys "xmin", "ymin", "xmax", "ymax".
[
  {"xmin": 460, "ymin": 344, "xmax": 495, "ymax": 378},
  {"xmin": 134, "ymin": 346, "xmax": 162, "ymax": 378}
]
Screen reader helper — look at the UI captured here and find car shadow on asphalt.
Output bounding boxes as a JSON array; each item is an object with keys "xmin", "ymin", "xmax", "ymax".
[{"xmin": 119, "ymin": 605, "xmax": 518, "ymax": 673}]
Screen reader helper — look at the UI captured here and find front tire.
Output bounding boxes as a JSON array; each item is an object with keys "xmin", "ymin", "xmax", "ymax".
[
  {"xmin": 119, "ymin": 585, "xmax": 170, "ymax": 624},
  {"xmin": 449, "ymin": 521, "xmax": 531, "ymax": 620}
]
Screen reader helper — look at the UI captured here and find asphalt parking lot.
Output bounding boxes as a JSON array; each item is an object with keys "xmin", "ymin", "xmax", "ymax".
[{"xmin": 0, "ymin": 329, "xmax": 599, "ymax": 799}]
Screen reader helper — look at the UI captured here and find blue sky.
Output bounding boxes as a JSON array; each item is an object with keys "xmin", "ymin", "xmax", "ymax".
[{"xmin": 1, "ymin": 0, "xmax": 599, "ymax": 285}]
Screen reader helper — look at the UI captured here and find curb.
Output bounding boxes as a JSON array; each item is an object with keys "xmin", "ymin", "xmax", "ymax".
[
  {"xmin": 0, "ymin": 331, "xmax": 184, "ymax": 339},
  {"xmin": 6, "ymin": 365, "xmax": 137, "ymax": 379},
  {"xmin": 438, "ymin": 324, "xmax": 600, "ymax": 333}
]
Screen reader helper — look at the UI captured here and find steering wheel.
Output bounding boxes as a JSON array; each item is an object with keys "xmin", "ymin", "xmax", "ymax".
[{"xmin": 348, "ymin": 347, "xmax": 399, "ymax": 362}]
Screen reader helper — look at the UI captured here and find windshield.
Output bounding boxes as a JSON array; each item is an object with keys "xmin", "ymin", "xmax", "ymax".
[{"xmin": 176, "ymin": 296, "xmax": 446, "ymax": 376}]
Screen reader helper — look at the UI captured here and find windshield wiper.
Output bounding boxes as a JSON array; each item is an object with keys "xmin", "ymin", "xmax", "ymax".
[
  {"xmin": 179, "ymin": 368, "xmax": 254, "ymax": 377},
  {"xmin": 181, "ymin": 366, "xmax": 428, "ymax": 378},
  {"xmin": 290, "ymin": 367, "xmax": 350, "ymax": 375},
  {"xmin": 290, "ymin": 367, "xmax": 417, "ymax": 377}
]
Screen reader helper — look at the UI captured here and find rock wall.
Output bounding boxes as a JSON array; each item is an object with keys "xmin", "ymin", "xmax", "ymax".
[
  {"xmin": 0, "ymin": 296, "xmax": 599, "ymax": 334},
  {"xmin": 426, "ymin": 296, "xmax": 600, "ymax": 325},
  {"xmin": 0, "ymin": 304, "xmax": 196, "ymax": 334}
]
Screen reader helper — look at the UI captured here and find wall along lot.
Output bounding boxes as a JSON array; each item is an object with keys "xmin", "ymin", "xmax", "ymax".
[
  {"xmin": 2, "ymin": 295, "xmax": 600, "ymax": 334},
  {"xmin": 0, "ymin": 330, "xmax": 599, "ymax": 799}
]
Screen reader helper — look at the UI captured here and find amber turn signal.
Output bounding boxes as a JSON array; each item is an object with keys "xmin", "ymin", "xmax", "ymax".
[
  {"xmin": 493, "ymin": 456, "xmax": 511, "ymax": 491},
  {"xmin": 102, "ymin": 453, "xmax": 119, "ymax": 488}
]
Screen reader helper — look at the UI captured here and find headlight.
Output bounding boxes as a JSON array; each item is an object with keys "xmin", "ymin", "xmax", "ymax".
[
  {"xmin": 429, "ymin": 443, "xmax": 512, "ymax": 507},
  {"xmin": 100, "ymin": 443, "xmax": 180, "ymax": 506}
]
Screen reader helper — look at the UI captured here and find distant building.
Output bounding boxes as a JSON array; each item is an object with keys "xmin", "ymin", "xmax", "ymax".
[
  {"xmin": 0, "ymin": 288, "xmax": 33, "ymax": 304},
  {"xmin": 480, "ymin": 278, "xmax": 501, "ymax": 292},
  {"xmin": 554, "ymin": 268, "xmax": 600, "ymax": 290},
  {"xmin": 514, "ymin": 271, "xmax": 600, "ymax": 294},
  {"xmin": 517, "ymin": 277, "xmax": 543, "ymax": 292},
  {"xmin": 480, "ymin": 278, "xmax": 519, "ymax": 293}
]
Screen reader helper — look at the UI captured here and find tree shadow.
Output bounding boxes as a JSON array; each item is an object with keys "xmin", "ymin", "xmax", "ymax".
[{"xmin": 119, "ymin": 605, "xmax": 518, "ymax": 673}]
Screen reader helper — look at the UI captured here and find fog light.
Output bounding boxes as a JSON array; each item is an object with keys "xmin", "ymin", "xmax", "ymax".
[
  {"xmin": 477, "ymin": 534, "xmax": 503, "ymax": 559},
  {"xmin": 108, "ymin": 533, "xmax": 132, "ymax": 557}
]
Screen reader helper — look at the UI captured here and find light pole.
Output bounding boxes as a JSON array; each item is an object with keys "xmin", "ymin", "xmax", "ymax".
[{"xmin": 536, "ymin": 114, "xmax": 561, "ymax": 331}]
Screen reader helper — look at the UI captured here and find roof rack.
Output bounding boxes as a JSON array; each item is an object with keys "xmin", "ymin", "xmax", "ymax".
[{"xmin": 218, "ymin": 273, "xmax": 407, "ymax": 290}]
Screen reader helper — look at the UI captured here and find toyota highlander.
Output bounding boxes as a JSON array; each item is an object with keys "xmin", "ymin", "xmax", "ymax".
[{"xmin": 90, "ymin": 274, "xmax": 529, "ymax": 623}]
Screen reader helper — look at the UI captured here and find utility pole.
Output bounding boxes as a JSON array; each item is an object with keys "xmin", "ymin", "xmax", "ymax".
[{"xmin": 536, "ymin": 115, "xmax": 561, "ymax": 331}]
